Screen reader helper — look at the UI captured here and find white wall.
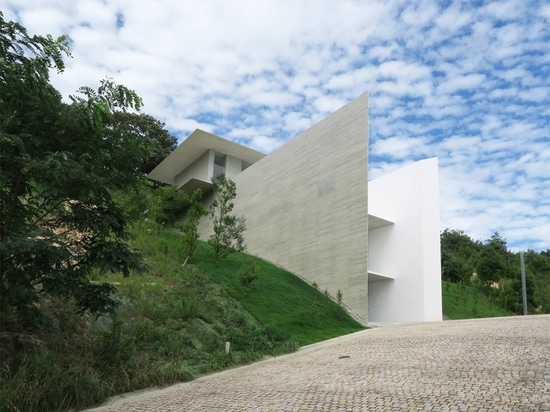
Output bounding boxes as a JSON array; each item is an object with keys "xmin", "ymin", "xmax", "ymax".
[{"xmin": 368, "ymin": 158, "xmax": 442, "ymax": 323}]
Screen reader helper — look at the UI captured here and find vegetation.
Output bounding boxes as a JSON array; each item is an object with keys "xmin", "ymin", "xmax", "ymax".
[
  {"xmin": 442, "ymin": 280, "xmax": 513, "ymax": 319},
  {"xmin": 106, "ymin": 111, "xmax": 177, "ymax": 174},
  {"xmin": 0, "ymin": 13, "xmax": 153, "ymax": 325},
  {"xmin": 194, "ymin": 243, "xmax": 363, "ymax": 345},
  {"xmin": 150, "ymin": 185, "xmax": 189, "ymax": 227},
  {"xmin": 441, "ymin": 229, "xmax": 550, "ymax": 317},
  {"xmin": 237, "ymin": 256, "xmax": 260, "ymax": 290},
  {"xmin": 176, "ymin": 188, "xmax": 208, "ymax": 263},
  {"xmin": 0, "ymin": 221, "xmax": 364, "ymax": 412},
  {"xmin": 208, "ymin": 174, "xmax": 247, "ymax": 263}
]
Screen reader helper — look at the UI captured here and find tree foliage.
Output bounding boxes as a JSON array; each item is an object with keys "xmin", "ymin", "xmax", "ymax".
[
  {"xmin": 440, "ymin": 229, "xmax": 480, "ymax": 283},
  {"xmin": 150, "ymin": 185, "xmax": 189, "ymax": 227},
  {"xmin": 0, "ymin": 13, "xmax": 153, "ymax": 325},
  {"xmin": 106, "ymin": 111, "xmax": 177, "ymax": 174},
  {"xmin": 208, "ymin": 175, "xmax": 246, "ymax": 263},
  {"xmin": 440, "ymin": 228, "xmax": 550, "ymax": 315}
]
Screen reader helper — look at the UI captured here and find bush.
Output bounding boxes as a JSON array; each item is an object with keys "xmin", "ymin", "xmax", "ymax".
[{"xmin": 237, "ymin": 256, "xmax": 260, "ymax": 290}]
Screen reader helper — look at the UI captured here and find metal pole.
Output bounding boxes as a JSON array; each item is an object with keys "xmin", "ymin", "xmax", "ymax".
[{"xmin": 520, "ymin": 251, "xmax": 528, "ymax": 315}]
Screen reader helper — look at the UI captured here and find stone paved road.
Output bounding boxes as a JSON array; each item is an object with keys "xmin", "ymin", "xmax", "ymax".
[{"xmin": 85, "ymin": 315, "xmax": 550, "ymax": 411}]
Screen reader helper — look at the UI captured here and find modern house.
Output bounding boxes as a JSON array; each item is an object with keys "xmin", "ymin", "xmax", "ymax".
[{"xmin": 148, "ymin": 92, "xmax": 442, "ymax": 325}]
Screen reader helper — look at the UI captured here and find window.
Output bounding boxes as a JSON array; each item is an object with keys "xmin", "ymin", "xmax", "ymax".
[{"xmin": 214, "ymin": 152, "xmax": 226, "ymax": 178}]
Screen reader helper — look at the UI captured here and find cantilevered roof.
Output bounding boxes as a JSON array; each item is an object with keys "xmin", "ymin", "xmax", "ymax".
[
  {"xmin": 148, "ymin": 129, "xmax": 266, "ymax": 185},
  {"xmin": 368, "ymin": 214, "xmax": 394, "ymax": 231},
  {"xmin": 368, "ymin": 270, "xmax": 395, "ymax": 282}
]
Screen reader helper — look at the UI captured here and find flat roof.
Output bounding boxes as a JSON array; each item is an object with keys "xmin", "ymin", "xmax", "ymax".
[
  {"xmin": 368, "ymin": 214, "xmax": 394, "ymax": 230},
  {"xmin": 148, "ymin": 129, "xmax": 266, "ymax": 185}
]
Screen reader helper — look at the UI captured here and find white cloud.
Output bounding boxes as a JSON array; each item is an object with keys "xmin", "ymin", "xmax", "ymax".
[
  {"xmin": 518, "ymin": 87, "xmax": 549, "ymax": 102},
  {"xmin": 434, "ymin": 3, "xmax": 472, "ymax": 33},
  {"xmin": 484, "ymin": 0, "xmax": 527, "ymax": 21},
  {"xmin": 248, "ymin": 135, "xmax": 286, "ymax": 153},
  {"xmin": 437, "ymin": 73, "xmax": 486, "ymax": 94},
  {"xmin": 312, "ymin": 95, "xmax": 347, "ymax": 114},
  {"xmin": 371, "ymin": 136, "xmax": 430, "ymax": 160}
]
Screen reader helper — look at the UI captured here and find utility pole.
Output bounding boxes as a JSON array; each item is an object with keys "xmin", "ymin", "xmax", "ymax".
[{"xmin": 520, "ymin": 251, "xmax": 528, "ymax": 315}]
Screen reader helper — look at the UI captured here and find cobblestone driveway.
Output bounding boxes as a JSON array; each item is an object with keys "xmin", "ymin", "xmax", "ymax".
[{"xmin": 85, "ymin": 315, "xmax": 550, "ymax": 411}]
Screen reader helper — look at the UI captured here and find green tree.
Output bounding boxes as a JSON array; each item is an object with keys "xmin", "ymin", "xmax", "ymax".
[
  {"xmin": 524, "ymin": 250, "xmax": 550, "ymax": 313},
  {"xmin": 177, "ymin": 189, "xmax": 207, "ymax": 262},
  {"xmin": 151, "ymin": 185, "xmax": 189, "ymax": 227},
  {"xmin": 440, "ymin": 229, "xmax": 480, "ymax": 284},
  {"xmin": 0, "ymin": 13, "xmax": 151, "ymax": 325},
  {"xmin": 476, "ymin": 232, "xmax": 513, "ymax": 289},
  {"xmin": 107, "ymin": 111, "xmax": 177, "ymax": 174},
  {"xmin": 476, "ymin": 244, "xmax": 507, "ymax": 288},
  {"xmin": 208, "ymin": 175, "xmax": 246, "ymax": 263}
]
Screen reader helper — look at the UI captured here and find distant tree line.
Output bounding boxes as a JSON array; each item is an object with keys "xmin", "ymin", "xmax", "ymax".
[{"xmin": 441, "ymin": 229, "xmax": 550, "ymax": 314}]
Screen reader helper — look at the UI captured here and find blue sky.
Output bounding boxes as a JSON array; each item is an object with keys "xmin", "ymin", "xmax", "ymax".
[{"xmin": 3, "ymin": 0, "xmax": 549, "ymax": 251}]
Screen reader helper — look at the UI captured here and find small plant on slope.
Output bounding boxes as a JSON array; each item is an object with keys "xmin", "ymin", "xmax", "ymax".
[
  {"xmin": 208, "ymin": 174, "xmax": 246, "ymax": 263},
  {"xmin": 177, "ymin": 188, "xmax": 207, "ymax": 263}
]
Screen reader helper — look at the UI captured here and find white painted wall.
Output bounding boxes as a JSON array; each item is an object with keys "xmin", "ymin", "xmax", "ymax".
[{"xmin": 368, "ymin": 158, "xmax": 442, "ymax": 323}]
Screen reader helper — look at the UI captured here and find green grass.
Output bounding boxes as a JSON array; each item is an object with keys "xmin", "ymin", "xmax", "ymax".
[
  {"xmin": 442, "ymin": 280, "xmax": 514, "ymax": 320},
  {"xmin": 193, "ymin": 242, "xmax": 365, "ymax": 346},
  {"xmin": 0, "ymin": 221, "xmax": 365, "ymax": 412},
  {"xmin": 131, "ymin": 221, "xmax": 365, "ymax": 345}
]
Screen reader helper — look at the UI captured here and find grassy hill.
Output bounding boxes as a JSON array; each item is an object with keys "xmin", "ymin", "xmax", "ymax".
[
  {"xmin": 130, "ymin": 221, "xmax": 365, "ymax": 346},
  {"xmin": 1, "ymin": 221, "xmax": 364, "ymax": 412},
  {"xmin": 442, "ymin": 280, "xmax": 514, "ymax": 319}
]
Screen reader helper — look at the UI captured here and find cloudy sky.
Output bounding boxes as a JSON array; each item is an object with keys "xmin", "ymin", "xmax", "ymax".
[{"xmin": 3, "ymin": 0, "xmax": 549, "ymax": 252}]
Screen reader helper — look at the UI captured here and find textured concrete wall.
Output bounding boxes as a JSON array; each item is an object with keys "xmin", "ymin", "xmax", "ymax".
[
  {"xmin": 368, "ymin": 158, "xmax": 442, "ymax": 324},
  {"xmin": 229, "ymin": 92, "xmax": 370, "ymax": 320}
]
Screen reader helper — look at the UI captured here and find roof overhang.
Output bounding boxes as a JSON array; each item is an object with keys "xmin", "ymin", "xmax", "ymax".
[
  {"xmin": 368, "ymin": 270, "xmax": 395, "ymax": 283},
  {"xmin": 148, "ymin": 129, "xmax": 266, "ymax": 185},
  {"xmin": 368, "ymin": 214, "xmax": 394, "ymax": 231},
  {"xmin": 179, "ymin": 177, "xmax": 215, "ymax": 195}
]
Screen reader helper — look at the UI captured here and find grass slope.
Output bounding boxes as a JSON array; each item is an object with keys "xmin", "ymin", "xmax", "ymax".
[
  {"xmin": 130, "ymin": 221, "xmax": 364, "ymax": 347},
  {"xmin": 442, "ymin": 280, "xmax": 513, "ymax": 320},
  {"xmin": 193, "ymin": 242, "xmax": 365, "ymax": 346},
  {"xmin": 1, "ymin": 222, "xmax": 364, "ymax": 412}
]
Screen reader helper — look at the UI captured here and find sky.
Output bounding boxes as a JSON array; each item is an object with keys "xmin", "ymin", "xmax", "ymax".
[{"xmin": 3, "ymin": 0, "xmax": 549, "ymax": 252}]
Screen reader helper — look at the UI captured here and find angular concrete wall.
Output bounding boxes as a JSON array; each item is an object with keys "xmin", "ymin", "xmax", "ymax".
[
  {"xmin": 229, "ymin": 92, "xmax": 370, "ymax": 320},
  {"xmin": 367, "ymin": 158, "xmax": 442, "ymax": 324}
]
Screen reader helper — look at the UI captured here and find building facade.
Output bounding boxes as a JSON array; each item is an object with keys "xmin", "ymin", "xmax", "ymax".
[{"xmin": 148, "ymin": 92, "xmax": 442, "ymax": 324}]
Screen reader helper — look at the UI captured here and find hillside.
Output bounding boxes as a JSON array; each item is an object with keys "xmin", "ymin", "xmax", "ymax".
[
  {"xmin": 442, "ymin": 280, "xmax": 514, "ymax": 320},
  {"xmin": 0, "ymin": 221, "xmax": 364, "ymax": 412}
]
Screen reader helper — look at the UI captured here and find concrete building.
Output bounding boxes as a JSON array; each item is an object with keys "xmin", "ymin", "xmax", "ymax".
[{"xmin": 148, "ymin": 92, "xmax": 442, "ymax": 325}]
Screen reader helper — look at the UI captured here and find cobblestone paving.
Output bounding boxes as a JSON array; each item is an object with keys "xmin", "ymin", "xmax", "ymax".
[{"xmin": 86, "ymin": 315, "xmax": 550, "ymax": 411}]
